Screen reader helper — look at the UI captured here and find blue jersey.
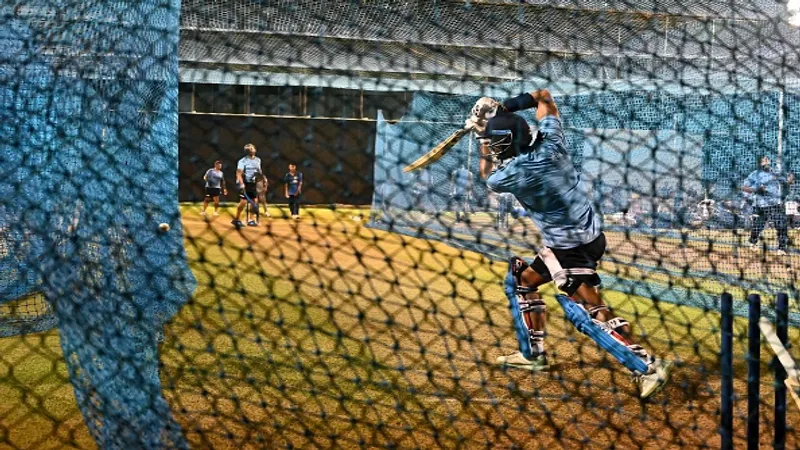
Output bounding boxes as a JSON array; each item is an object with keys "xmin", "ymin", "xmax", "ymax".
[
  {"xmin": 743, "ymin": 168, "xmax": 786, "ymax": 208},
  {"xmin": 284, "ymin": 172, "xmax": 303, "ymax": 195},
  {"xmin": 485, "ymin": 115, "xmax": 602, "ymax": 249},
  {"xmin": 237, "ymin": 156, "xmax": 262, "ymax": 183}
]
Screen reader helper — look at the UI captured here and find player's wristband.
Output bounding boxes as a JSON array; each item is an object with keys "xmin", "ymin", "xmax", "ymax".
[{"xmin": 502, "ymin": 93, "xmax": 538, "ymax": 112}]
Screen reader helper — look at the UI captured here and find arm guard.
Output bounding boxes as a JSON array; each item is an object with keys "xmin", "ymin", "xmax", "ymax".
[{"xmin": 502, "ymin": 93, "xmax": 538, "ymax": 113}]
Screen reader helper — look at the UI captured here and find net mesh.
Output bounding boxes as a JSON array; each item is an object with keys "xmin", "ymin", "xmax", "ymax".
[
  {"xmin": 2, "ymin": 0, "xmax": 800, "ymax": 449},
  {"xmin": 1, "ymin": 1, "xmax": 194, "ymax": 448}
]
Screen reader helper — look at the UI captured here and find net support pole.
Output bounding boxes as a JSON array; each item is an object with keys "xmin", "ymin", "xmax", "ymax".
[
  {"xmin": 747, "ymin": 294, "xmax": 761, "ymax": 450},
  {"xmin": 467, "ymin": 131, "xmax": 474, "ymax": 170},
  {"xmin": 774, "ymin": 293, "xmax": 789, "ymax": 450},
  {"xmin": 720, "ymin": 292, "xmax": 734, "ymax": 450},
  {"xmin": 777, "ymin": 89, "xmax": 784, "ymax": 172}
]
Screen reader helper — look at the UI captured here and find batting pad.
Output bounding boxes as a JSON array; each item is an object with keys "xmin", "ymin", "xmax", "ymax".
[
  {"xmin": 242, "ymin": 189, "xmax": 259, "ymax": 221},
  {"xmin": 556, "ymin": 295, "xmax": 649, "ymax": 374},
  {"xmin": 504, "ymin": 270, "xmax": 536, "ymax": 359}
]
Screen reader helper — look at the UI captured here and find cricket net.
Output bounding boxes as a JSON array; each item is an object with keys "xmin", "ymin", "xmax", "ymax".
[{"xmin": 2, "ymin": 1, "xmax": 800, "ymax": 449}]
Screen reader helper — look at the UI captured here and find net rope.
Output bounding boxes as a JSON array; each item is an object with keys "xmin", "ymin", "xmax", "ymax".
[{"xmin": 2, "ymin": 1, "xmax": 800, "ymax": 449}]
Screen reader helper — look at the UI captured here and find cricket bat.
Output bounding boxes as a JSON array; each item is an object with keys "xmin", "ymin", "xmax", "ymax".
[
  {"xmin": 403, "ymin": 127, "xmax": 470, "ymax": 173},
  {"xmin": 759, "ymin": 317, "xmax": 800, "ymax": 410}
]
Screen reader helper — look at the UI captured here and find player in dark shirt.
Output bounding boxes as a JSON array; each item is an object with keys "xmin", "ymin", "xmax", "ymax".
[{"xmin": 284, "ymin": 164, "xmax": 304, "ymax": 219}]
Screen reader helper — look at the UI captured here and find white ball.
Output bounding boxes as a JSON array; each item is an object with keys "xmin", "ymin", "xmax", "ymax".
[{"xmin": 158, "ymin": 223, "xmax": 171, "ymax": 232}]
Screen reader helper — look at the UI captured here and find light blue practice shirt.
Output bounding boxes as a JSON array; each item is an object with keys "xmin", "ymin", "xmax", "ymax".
[
  {"xmin": 237, "ymin": 156, "xmax": 262, "ymax": 183},
  {"xmin": 486, "ymin": 115, "xmax": 602, "ymax": 249},
  {"xmin": 743, "ymin": 168, "xmax": 786, "ymax": 208}
]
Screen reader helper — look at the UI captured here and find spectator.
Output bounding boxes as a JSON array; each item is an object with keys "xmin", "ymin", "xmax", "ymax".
[{"xmin": 450, "ymin": 165, "xmax": 473, "ymax": 223}]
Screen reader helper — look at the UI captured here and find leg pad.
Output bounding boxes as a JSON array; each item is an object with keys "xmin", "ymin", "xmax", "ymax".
[{"xmin": 556, "ymin": 294, "xmax": 648, "ymax": 374}]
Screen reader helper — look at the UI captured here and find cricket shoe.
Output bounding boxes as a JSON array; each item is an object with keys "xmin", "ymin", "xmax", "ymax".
[
  {"xmin": 496, "ymin": 351, "xmax": 550, "ymax": 372},
  {"xmin": 200, "ymin": 211, "xmax": 207, "ymax": 217},
  {"xmin": 247, "ymin": 220, "xmax": 258, "ymax": 227},
  {"xmin": 635, "ymin": 358, "xmax": 673, "ymax": 399},
  {"xmin": 231, "ymin": 220, "xmax": 244, "ymax": 228},
  {"xmin": 213, "ymin": 212, "xmax": 220, "ymax": 217}
]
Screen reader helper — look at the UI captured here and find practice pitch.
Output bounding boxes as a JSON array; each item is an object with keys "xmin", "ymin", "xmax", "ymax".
[{"xmin": 0, "ymin": 206, "xmax": 798, "ymax": 449}]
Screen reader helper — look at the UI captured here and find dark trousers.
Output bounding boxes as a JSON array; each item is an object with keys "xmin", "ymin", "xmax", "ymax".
[
  {"xmin": 288, "ymin": 194, "xmax": 300, "ymax": 215},
  {"xmin": 750, "ymin": 204, "xmax": 789, "ymax": 249}
]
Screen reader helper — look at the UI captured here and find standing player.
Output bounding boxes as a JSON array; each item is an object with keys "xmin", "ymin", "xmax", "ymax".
[
  {"xmin": 201, "ymin": 160, "xmax": 227, "ymax": 217},
  {"xmin": 466, "ymin": 90, "xmax": 672, "ymax": 398},
  {"xmin": 625, "ymin": 193, "xmax": 645, "ymax": 227},
  {"xmin": 742, "ymin": 155, "xmax": 795, "ymax": 254},
  {"xmin": 786, "ymin": 198, "xmax": 799, "ymax": 229},
  {"xmin": 411, "ymin": 168, "xmax": 433, "ymax": 213},
  {"xmin": 256, "ymin": 173, "xmax": 271, "ymax": 218},
  {"xmin": 497, "ymin": 192, "xmax": 514, "ymax": 230},
  {"xmin": 450, "ymin": 165, "xmax": 473, "ymax": 223},
  {"xmin": 371, "ymin": 183, "xmax": 393, "ymax": 223},
  {"xmin": 284, "ymin": 163, "xmax": 303, "ymax": 219},
  {"xmin": 672, "ymin": 191, "xmax": 688, "ymax": 229},
  {"xmin": 233, "ymin": 143, "xmax": 262, "ymax": 227}
]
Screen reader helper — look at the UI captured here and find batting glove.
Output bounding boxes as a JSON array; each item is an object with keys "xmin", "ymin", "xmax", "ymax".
[{"xmin": 464, "ymin": 117, "xmax": 486, "ymax": 134}]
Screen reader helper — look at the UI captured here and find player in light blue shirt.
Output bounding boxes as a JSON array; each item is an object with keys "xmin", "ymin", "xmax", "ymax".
[
  {"xmin": 496, "ymin": 192, "xmax": 514, "ymax": 230},
  {"xmin": 467, "ymin": 91, "xmax": 671, "ymax": 398},
  {"xmin": 484, "ymin": 115, "xmax": 601, "ymax": 247},
  {"xmin": 411, "ymin": 168, "xmax": 433, "ymax": 212},
  {"xmin": 450, "ymin": 166, "xmax": 473, "ymax": 222},
  {"xmin": 741, "ymin": 155, "xmax": 794, "ymax": 253},
  {"xmin": 233, "ymin": 143, "xmax": 263, "ymax": 227}
]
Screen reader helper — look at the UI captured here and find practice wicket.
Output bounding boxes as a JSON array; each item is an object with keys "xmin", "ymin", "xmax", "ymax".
[{"xmin": 720, "ymin": 293, "xmax": 792, "ymax": 450}]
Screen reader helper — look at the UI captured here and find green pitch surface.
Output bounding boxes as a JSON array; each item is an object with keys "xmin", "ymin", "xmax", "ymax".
[{"xmin": 1, "ymin": 205, "xmax": 798, "ymax": 449}]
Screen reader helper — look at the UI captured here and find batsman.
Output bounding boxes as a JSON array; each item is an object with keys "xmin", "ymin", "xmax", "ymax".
[{"xmin": 466, "ymin": 90, "xmax": 672, "ymax": 398}]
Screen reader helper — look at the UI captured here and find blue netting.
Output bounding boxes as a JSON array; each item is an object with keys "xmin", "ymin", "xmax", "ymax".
[
  {"xmin": 369, "ymin": 86, "xmax": 800, "ymax": 313},
  {"xmin": 0, "ymin": 1, "xmax": 194, "ymax": 448},
  {"xmin": 5, "ymin": 0, "xmax": 800, "ymax": 448}
]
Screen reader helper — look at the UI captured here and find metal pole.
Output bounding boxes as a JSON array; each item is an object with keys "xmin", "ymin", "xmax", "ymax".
[
  {"xmin": 777, "ymin": 89, "xmax": 784, "ymax": 172},
  {"xmin": 774, "ymin": 293, "xmax": 789, "ymax": 450},
  {"xmin": 467, "ymin": 131, "xmax": 474, "ymax": 170},
  {"xmin": 720, "ymin": 292, "xmax": 734, "ymax": 450},
  {"xmin": 747, "ymin": 294, "xmax": 761, "ymax": 450}
]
